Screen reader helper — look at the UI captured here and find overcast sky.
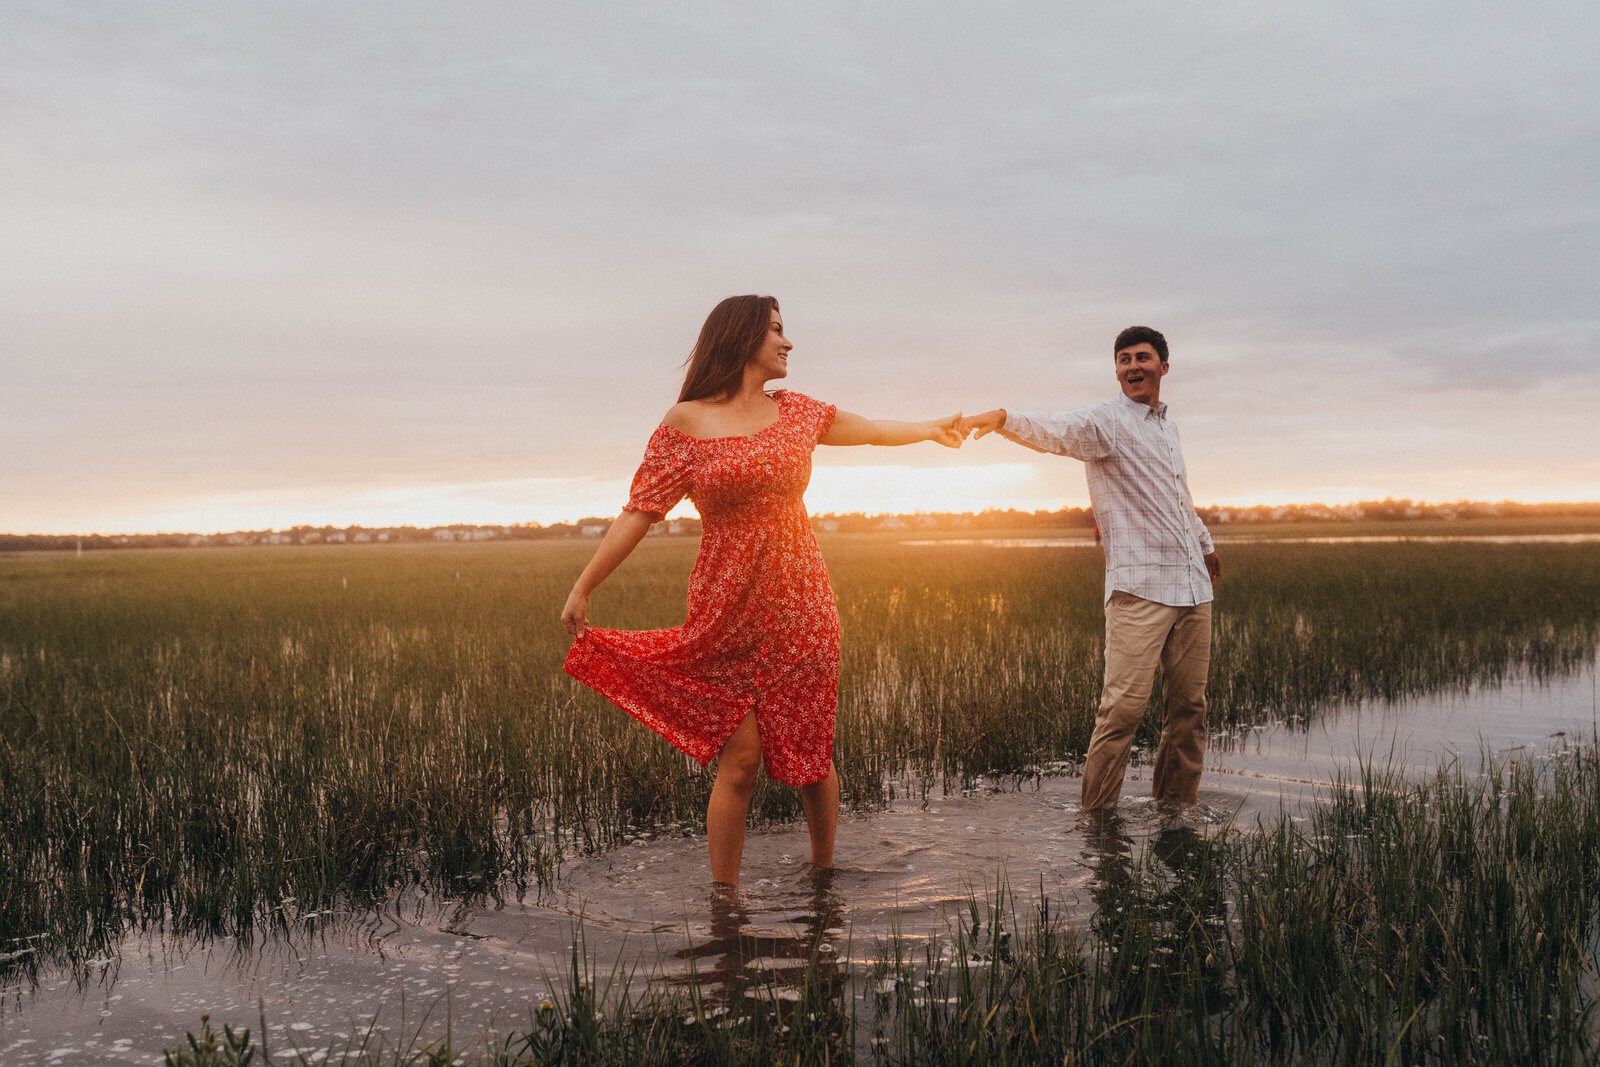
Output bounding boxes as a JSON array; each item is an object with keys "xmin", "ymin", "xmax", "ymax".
[{"xmin": 5, "ymin": 1, "xmax": 1597, "ymax": 533}]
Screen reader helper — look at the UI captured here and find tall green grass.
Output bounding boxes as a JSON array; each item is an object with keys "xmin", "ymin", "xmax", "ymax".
[
  {"xmin": 162, "ymin": 743, "xmax": 1600, "ymax": 1064},
  {"xmin": 2, "ymin": 536, "xmax": 1598, "ymax": 976},
  {"xmin": 856, "ymin": 742, "xmax": 1600, "ymax": 1064}
]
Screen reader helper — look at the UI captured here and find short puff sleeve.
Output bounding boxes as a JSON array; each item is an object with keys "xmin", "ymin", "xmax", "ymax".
[
  {"xmin": 781, "ymin": 390, "xmax": 837, "ymax": 444},
  {"xmin": 625, "ymin": 426, "xmax": 698, "ymax": 520}
]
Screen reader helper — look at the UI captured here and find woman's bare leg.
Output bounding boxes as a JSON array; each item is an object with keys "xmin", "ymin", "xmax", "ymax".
[
  {"xmin": 707, "ymin": 713, "xmax": 763, "ymax": 886},
  {"xmin": 799, "ymin": 762, "xmax": 839, "ymax": 869}
]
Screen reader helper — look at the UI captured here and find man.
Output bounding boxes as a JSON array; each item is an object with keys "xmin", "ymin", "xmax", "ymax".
[{"xmin": 961, "ymin": 326, "xmax": 1220, "ymax": 811}]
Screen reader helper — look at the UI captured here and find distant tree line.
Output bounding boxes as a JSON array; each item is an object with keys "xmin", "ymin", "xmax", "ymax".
[
  {"xmin": 0, "ymin": 520, "xmax": 704, "ymax": 552},
  {"xmin": 3, "ymin": 499, "xmax": 1597, "ymax": 552}
]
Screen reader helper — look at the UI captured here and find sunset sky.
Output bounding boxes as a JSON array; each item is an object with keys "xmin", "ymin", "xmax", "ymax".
[{"xmin": 5, "ymin": 2, "xmax": 1597, "ymax": 534}]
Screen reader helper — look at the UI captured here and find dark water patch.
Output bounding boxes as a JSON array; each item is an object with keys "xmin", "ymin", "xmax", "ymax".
[
  {"xmin": 2, "ymin": 779, "xmax": 1241, "ymax": 1062},
  {"xmin": 900, "ymin": 533, "xmax": 1600, "ymax": 546},
  {"xmin": 1209, "ymin": 649, "xmax": 1599, "ymax": 796},
  {"xmin": 9, "ymin": 657, "xmax": 1598, "ymax": 1058}
]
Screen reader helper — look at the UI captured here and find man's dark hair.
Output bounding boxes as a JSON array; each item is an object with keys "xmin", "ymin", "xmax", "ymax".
[{"xmin": 1114, "ymin": 325, "xmax": 1168, "ymax": 363}]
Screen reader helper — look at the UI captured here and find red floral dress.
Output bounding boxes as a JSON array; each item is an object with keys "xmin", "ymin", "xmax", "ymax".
[{"xmin": 563, "ymin": 390, "xmax": 841, "ymax": 787}]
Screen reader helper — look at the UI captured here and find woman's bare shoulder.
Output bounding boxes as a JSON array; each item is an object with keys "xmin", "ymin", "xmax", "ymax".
[{"xmin": 661, "ymin": 401, "xmax": 702, "ymax": 432}]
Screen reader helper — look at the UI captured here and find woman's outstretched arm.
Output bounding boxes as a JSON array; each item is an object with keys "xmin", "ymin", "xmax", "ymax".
[
  {"xmin": 560, "ymin": 508, "xmax": 656, "ymax": 637},
  {"xmin": 821, "ymin": 410, "xmax": 965, "ymax": 448}
]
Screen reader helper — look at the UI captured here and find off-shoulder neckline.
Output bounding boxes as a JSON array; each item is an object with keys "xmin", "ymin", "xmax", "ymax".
[{"xmin": 657, "ymin": 390, "xmax": 792, "ymax": 443}]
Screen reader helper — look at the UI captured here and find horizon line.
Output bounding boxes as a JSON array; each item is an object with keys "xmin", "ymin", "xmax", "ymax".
[{"xmin": 6, "ymin": 496, "xmax": 1600, "ymax": 539}]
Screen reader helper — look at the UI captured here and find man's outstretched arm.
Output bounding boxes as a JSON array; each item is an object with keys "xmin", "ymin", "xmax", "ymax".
[{"xmin": 958, "ymin": 406, "xmax": 1112, "ymax": 460}]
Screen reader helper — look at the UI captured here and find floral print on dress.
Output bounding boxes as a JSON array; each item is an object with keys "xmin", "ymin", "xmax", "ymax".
[{"xmin": 563, "ymin": 390, "xmax": 841, "ymax": 786}]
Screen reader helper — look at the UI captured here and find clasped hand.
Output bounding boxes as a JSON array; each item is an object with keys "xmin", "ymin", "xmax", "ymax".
[
  {"xmin": 929, "ymin": 414, "xmax": 967, "ymax": 447},
  {"xmin": 930, "ymin": 410, "xmax": 1007, "ymax": 447},
  {"xmin": 954, "ymin": 410, "xmax": 1006, "ymax": 439}
]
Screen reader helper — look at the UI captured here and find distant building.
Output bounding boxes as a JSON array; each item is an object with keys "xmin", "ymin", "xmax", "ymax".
[{"xmin": 581, "ymin": 524, "xmax": 607, "ymax": 536}]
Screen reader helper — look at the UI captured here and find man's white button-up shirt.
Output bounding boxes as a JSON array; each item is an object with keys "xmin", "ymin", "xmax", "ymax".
[{"xmin": 1003, "ymin": 392, "xmax": 1214, "ymax": 607}]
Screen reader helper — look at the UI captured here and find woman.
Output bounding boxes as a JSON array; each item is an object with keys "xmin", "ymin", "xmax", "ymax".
[{"xmin": 561, "ymin": 294, "xmax": 962, "ymax": 887}]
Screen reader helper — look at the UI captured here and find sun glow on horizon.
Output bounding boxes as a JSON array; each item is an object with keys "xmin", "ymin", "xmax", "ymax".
[
  {"xmin": 9, "ymin": 464, "xmax": 1599, "ymax": 537},
  {"xmin": 804, "ymin": 463, "xmax": 1055, "ymax": 517}
]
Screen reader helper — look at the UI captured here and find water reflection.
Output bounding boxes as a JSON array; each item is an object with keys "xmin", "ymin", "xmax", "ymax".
[
  {"xmin": 671, "ymin": 871, "xmax": 843, "ymax": 990},
  {"xmin": 9, "ymin": 662, "xmax": 1597, "ymax": 1060},
  {"xmin": 1081, "ymin": 809, "xmax": 1211, "ymax": 899},
  {"xmin": 1081, "ymin": 807, "xmax": 1229, "ymax": 1013},
  {"xmin": 1081, "ymin": 809, "xmax": 1135, "ymax": 892},
  {"xmin": 665, "ymin": 870, "xmax": 848, "ymax": 1042},
  {"xmin": 1208, "ymin": 653, "xmax": 1598, "ymax": 794},
  {"xmin": 900, "ymin": 534, "xmax": 1600, "ymax": 547}
]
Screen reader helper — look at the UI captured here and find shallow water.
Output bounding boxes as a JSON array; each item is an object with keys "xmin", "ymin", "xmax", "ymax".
[
  {"xmin": 1208, "ymin": 652, "xmax": 1598, "ymax": 800},
  {"xmin": 900, "ymin": 533, "xmax": 1600, "ymax": 547},
  {"xmin": 5, "ymin": 655, "xmax": 1596, "ymax": 1062}
]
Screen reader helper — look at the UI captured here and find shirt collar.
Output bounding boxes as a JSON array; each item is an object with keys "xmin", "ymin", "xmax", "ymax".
[{"xmin": 1116, "ymin": 391, "xmax": 1167, "ymax": 420}]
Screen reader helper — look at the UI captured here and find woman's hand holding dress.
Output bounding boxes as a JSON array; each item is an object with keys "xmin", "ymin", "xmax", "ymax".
[
  {"xmin": 559, "ymin": 508, "xmax": 654, "ymax": 640},
  {"xmin": 560, "ymin": 589, "xmax": 589, "ymax": 638}
]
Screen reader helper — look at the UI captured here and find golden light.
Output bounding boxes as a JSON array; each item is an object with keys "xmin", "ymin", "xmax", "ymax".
[{"xmin": 803, "ymin": 463, "xmax": 1066, "ymax": 516}]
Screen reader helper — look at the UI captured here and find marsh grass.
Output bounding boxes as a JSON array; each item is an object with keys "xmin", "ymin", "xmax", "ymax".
[
  {"xmin": 160, "ymin": 743, "xmax": 1600, "ymax": 1064},
  {"xmin": 3, "ymin": 535, "xmax": 1599, "ymax": 979},
  {"xmin": 853, "ymin": 742, "xmax": 1600, "ymax": 1065}
]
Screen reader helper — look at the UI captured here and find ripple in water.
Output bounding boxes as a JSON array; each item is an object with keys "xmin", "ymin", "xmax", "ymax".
[{"xmin": 4, "ymin": 654, "xmax": 1595, "ymax": 1060}]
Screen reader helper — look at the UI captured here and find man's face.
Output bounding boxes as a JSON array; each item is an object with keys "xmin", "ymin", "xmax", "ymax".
[{"xmin": 1115, "ymin": 343, "xmax": 1168, "ymax": 406}]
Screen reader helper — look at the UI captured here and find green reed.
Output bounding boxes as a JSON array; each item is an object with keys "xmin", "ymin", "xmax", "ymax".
[
  {"xmin": 3, "ymin": 533, "xmax": 1599, "ymax": 976},
  {"xmin": 162, "ymin": 743, "xmax": 1600, "ymax": 1064},
  {"xmin": 857, "ymin": 744, "xmax": 1600, "ymax": 1065}
]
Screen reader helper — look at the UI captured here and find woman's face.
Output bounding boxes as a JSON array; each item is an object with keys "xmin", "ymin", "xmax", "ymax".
[{"xmin": 749, "ymin": 308, "xmax": 792, "ymax": 383}]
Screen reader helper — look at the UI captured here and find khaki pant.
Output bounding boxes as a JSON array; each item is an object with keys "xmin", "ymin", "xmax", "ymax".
[{"xmin": 1081, "ymin": 592, "xmax": 1212, "ymax": 811}]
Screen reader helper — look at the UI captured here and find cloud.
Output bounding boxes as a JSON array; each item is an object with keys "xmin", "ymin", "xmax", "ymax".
[{"xmin": 2, "ymin": 2, "xmax": 1597, "ymax": 531}]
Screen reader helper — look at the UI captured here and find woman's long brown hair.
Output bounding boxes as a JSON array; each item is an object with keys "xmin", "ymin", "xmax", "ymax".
[{"xmin": 678, "ymin": 295, "xmax": 779, "ymax": 403}]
